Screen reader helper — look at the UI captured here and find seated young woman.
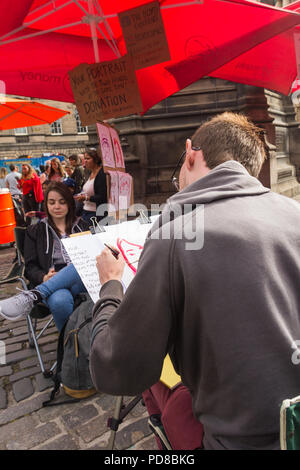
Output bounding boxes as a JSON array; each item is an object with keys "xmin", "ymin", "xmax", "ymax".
[{"xmin": 0, "ymin": 182, "xmax": 89, "ymax": 331}]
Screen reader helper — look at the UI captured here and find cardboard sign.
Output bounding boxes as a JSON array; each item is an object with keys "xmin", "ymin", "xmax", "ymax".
[
  {"xmin": 118, "ymin": 1, "xmax": 170, "ymax": 70},
  {"xmin": 68, "ymin": 55, "xmax": 143, "ymax": 124},
  {"xmin": 106, "ymin": 170, "xmax": 134, "ymax": 215},
  {"xmin": 110, "ymin": 126, "xmax": 125, "ymax": 171},
  {"xmin": 68, "ymin": 63, "xmax": 101, "ymax": 126},
  {"xmin": 118, "ymin": 171, "xmax": 133, "ymax": 210},
  {"xmin": 107, "ymin": 170, "xmax": 119, "ymax": 212},
  {"xmin": 96, "ymin": 122, "xmax": 115, "ymax": 170},
  {"xmin": 294, "ymin": 32, "xmax": 300, "ymax": 80}
]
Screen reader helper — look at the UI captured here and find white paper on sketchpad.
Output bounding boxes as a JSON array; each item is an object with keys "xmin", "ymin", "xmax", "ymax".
[
  {"xmin": 62, "ymin": 216, "xmax": 158, "ymax": 303},
  {"xmin": 62, "ymin": 233, "xmax": 104, "ymax": 303}
]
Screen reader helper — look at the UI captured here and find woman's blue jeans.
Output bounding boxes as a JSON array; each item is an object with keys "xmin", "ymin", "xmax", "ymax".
[{"xmin": 36, "ymin": 264, "xmax": 86, "ymax": 331}]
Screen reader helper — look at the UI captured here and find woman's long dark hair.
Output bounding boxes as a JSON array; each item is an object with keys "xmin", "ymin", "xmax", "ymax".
[{"xmin": 44, "ymin": 182, "xmax": 76, "ymax": 237}]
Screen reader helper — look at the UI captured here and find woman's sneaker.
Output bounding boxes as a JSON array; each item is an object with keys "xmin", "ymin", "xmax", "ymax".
[{"xmin": 0, "ymin": 290, "xmax": 42, "ymax": 321}]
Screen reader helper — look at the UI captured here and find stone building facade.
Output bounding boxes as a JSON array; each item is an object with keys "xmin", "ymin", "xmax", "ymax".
[
  {"xmin": 93, "ymin": 78, "xmax": 300, "ymax": 207},
  {"xmin": 1, "ymin": 75, "xmax": 300, "ymax": 210}
]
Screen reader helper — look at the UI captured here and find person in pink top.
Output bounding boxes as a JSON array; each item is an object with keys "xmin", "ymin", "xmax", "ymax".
[{"xmin": 48, "ymin": 157, "xmax": 64, "ymax": 182}]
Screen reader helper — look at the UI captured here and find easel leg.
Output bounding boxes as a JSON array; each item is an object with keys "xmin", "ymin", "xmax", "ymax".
[
  {"xmin": 107, "ymin": 395, "xmax": 143, "ymax": 450},
  {"xmin": 107, "ymin": 396, "xmax": 123, "ymax": 450}
]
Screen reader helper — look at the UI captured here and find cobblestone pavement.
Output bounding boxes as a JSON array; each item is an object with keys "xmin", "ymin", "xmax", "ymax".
[{"xmin": 0, "ymin": 245, "xmax": 157, "ymax": 451}]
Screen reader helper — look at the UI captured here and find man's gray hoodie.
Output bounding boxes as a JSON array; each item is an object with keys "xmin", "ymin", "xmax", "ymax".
[{"xmin": 90, "ymin": 161, "xmax": 300, "ymax": 450}]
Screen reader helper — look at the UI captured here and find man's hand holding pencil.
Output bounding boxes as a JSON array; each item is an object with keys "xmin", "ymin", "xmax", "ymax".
[{"xmin": 96, "ymin": 244, "xmax": 126, "ymax": 285}]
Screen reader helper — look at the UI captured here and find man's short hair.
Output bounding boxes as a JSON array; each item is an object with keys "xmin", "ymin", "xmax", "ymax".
[
  {"xmin": 69, "ymin": 154, "xmax": 80, "ymax": 165},
  {"xmin": 9, "ymin": 164, "xmax": 16, "ymax": 171},
  {"xmin": 191, "ymin": 112, "xmax": 266, "ymax": 177}
]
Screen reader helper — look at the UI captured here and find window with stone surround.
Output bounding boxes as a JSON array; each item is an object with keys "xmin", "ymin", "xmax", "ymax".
[
  {"xmin": 75, "ymin": 109, "xmax": 88, "ymax": 134},
  {"xmin": 14, "ymin": 127, "xmax": 28, "ymax": 135},
  {"xmin": 50, "ymin": 119, "xmax": 63, "ymax": 135}
]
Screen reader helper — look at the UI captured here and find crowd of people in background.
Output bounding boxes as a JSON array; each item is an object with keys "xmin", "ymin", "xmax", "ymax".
[{"xmin": 2, "ymin": 149, "xmax": 107, "ymax": 228}]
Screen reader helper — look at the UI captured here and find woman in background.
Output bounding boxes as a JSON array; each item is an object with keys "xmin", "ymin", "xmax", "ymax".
[
  {"xmin": 18, "ymin": 163, "xmax": 44, "ymax": 215},
  {"xmin": 74, "ymin": 148, "xmax": 107, "ymax": 225},
  {"xmin": 68, "ymin": 154, "xmax": 85, "ymax": 195},
  {"xmin": 48, "ymin": 157, "xmax": 64, "ymax": 182},
  {"xmin": 0, "ymin": 167, "xmax": 7, "ymax": 188}
]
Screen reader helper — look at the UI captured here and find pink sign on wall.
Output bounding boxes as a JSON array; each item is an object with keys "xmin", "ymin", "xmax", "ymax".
[
  {"xmin": 110, "ymin": 126, "xmax": 125, "ymax": 170},
  {"xmin": 107, "ymin": 170, "xmax": 119, "ymax": 212},
  {"xmin": 118, "ymin": 172, "xmax": 132, "ymax": 210},
  {"xmin": 96, "ymin": 122, "xmax": 115, "ymax": 170}
]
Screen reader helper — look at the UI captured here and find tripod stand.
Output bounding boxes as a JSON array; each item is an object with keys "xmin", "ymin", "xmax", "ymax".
[{"xmin": 107, "ymin": 395, "xmax": 143, "ymax": 450}]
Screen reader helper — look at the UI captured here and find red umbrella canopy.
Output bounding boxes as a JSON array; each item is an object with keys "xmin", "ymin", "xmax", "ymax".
[
  {"xmin": 0, "ymin": 0, "xmax": 299, "ymax": 113},
  {"xmin": 0, "ymin": 97, "xmax": 69, "ymax": 130},
  {"xmin": 206, "ymin": 0, "xmax": 300, "ymax": 95}
]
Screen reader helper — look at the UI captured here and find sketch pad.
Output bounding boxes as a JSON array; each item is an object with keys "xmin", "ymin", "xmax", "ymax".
[{"xmin": 62, "ymin": 216, "xmax": 158, "ymax": 303}]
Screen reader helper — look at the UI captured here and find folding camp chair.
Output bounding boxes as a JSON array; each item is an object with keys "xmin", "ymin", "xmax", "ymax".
[
  {"xmin": 280, "ymin": 395, "xmax": 300, "ymax": 450},
  {"xmin": 0, "ymin": 226, "xmax": 56, "ymax": 378},
  {"xmin": 106, "ymin": 394, "xmax": 173, "ymax": 450},
  {"xmin": 107, "ymin": 395, "xmax": 143, "ymax": 450}
]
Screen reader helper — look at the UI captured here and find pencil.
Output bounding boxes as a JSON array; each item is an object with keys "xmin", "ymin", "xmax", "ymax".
[{"xmin": 104, "ymin": 243, "xmax": 120, "ymax": 259}]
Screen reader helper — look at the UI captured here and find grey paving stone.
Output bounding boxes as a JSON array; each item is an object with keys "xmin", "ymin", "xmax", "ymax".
[
  {"xmin": 130, "ymin": 434, "xmax": 158, "ymax": 450},
  {"xmin": 5, "ymin": 347, "xmax": 36, "ymax": 365},
  {"xmin": 0, "ymin": 415, "xmax": 36, "ymax": 449},
  {"xmin": 0, "ymin": 392, "xmax": 51, "ymax": 426},
  {"xmin": 37, "ymin": 394, "xmax": 83, "ymax": 422},
  {"xmin": 19, "ymin": 357, "xmax": 40, "ymax": 369},
  {"xmin": 96, "ymin": 393, "xmax": 116, "ymax": 411},
  {"xmin": 10, "ymin": 326, "xmax": 28, "ymax": 337},
  {"xmin": 0, "ymin": 366, "xmax": 12, "ymax": 377},
  {"xmin": 5, "ymin": 342, "xmax": 22, "ymax": 354},
  {"xmin": 0, "ymin": 332, "xmax": 9, "ymax": 340},
  {"xmin": 6, "ymin": 421, "xmax": 60, "ymax": 450},
  {"xmin": 0, "ymin": 325, "xmax": 11, "ymax": 335},
  {"xmin": 5, "ymin": 334, "xmax": 28, "ymax": 345},
  {"xmin": 35, "ymin": 372, "xmax": 54, "ymax": 392},
  {"xmin": 75, "ymin": 412, "xmax": 110, "ymax": 443},
  {"xmin": 36, "ymin": 434, "xmax": 79, "ymax": 450},
  {"xmin": 38, "ymin": 334, "xmax": 58, "ymax": 346},
  {"xmin": 61, "ymin": 404, "xmax": 99, "ymax": 430},
  {"xmin": 42, "ymin": 342, "xmax": 58, "ymax": 353},
  {"xmin": 0, "ymin": 386, "xmax": 7, "ymax": 409},
  {"xmin": 12, "ymin": 377, "xmax": 34, "ymax": 402},
  {"xmin": 9, "ymin": 366, "xmax": 40, "ymax": 383},
  {"xmin": 114, "ymin": 416, "xmax": 152, "ymax": 450}
]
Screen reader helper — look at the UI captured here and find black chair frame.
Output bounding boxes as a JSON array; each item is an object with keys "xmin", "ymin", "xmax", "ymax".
[{"xmin": 0, "ymin": 226, "xmax": 56, "ymax": 378}]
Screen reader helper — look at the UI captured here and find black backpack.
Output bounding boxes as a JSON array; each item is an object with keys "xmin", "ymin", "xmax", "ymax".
[{"xmin": 43, "ymin": 294, "xmax": 97, "ymax": 406}]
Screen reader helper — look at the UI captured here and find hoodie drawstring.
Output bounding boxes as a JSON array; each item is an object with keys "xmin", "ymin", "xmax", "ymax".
[{"xmin": 45, "ymin": 223, "xmax": 50, "ymax": 255}]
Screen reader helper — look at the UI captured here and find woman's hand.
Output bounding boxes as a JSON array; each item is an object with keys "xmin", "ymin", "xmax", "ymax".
[
  {"xmin": 96, "ymin": 247, "xmax": 125, "ymax": 285},
  {"xmin": 43, "ymin": 267, "xmax": 56, "ymax": 282},
  {"xmin": 25, "ymin": 211, "xmax": 36, "ymax": 218},
  {"xmin": 74, "ymin": 193, "xmax": 87, "ymax": 202}
]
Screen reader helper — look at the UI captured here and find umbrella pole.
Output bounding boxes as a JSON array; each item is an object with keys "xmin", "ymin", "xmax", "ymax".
[{"xmin": 88, "ymin": 0, "xmax": 100, "ymax": 63}]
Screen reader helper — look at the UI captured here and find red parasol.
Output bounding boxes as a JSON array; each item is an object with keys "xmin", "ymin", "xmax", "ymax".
[
  {"xmin": 0, "ymin": 97, "xmax": 69, "ymax": 130},
  {"xmin": 0, "ymin": 0, "xmax": 299, "ymax": 113}
]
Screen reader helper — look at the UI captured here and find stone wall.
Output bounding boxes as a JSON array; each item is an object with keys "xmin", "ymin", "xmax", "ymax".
[{"xmin": 88, "ymin": 78, "xmax": 300, "ymax": 207}]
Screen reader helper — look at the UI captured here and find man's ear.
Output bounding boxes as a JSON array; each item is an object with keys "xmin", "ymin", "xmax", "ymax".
[
  {"xmin": 186, "ymin": 138, "xmax": 192, "ymax": 153},
  {"xmin": 185, "ymin": 139, "xmax": 195, "ymax": 170}
]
